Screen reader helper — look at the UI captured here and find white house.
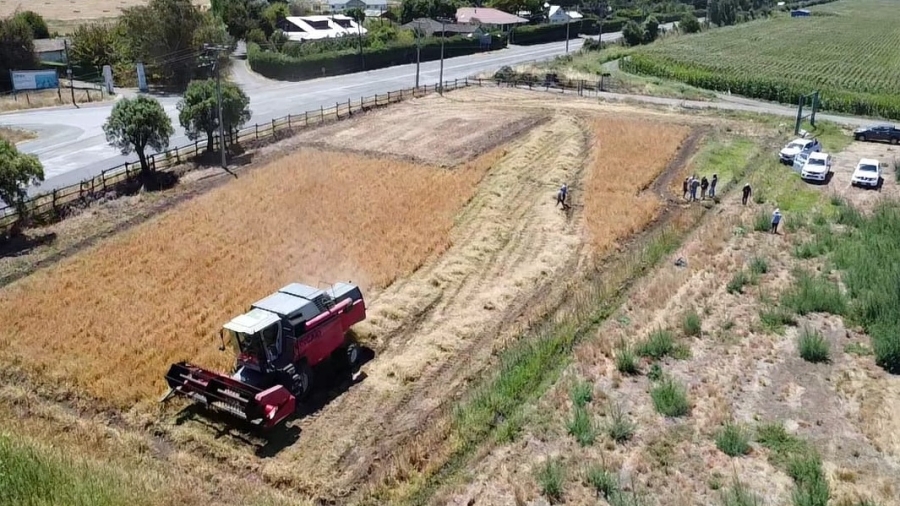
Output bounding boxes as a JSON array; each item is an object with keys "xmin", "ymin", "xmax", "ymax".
[
  {"xmin": 547, "ymin": 5, "xmax": 583, "ymax": 24},
  {"xmin": 279, "ymin": 15, "xmax": 368, "ymax": 41},
  {"xmin": 327, "ymin": 0, "xmax": 390, "ymax": 12}
]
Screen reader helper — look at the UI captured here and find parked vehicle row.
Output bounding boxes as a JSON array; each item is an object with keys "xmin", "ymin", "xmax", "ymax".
[{"xmin": 778, "ymin": 134, "xmax": 886, "ymax": 188}]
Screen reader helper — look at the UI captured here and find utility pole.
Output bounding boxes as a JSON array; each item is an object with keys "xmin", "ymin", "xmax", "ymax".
[
  {"xmin": 204, "ymin": 44, "xmax": 229, "ymax": 170},
  {"xmin": 64, "ymin": 38, "xmax": 75, "ymax": 106},
  {"xmin": 414, "ymin": 26, "xmax": 421, "ymax": 89},
  {"xmin": 438, "ymin": 17, "xmax": 452, "ymax": 95}
]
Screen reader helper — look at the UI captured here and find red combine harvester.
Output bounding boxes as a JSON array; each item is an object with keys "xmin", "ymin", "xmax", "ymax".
[{"xmin": 162, "ymin": 282, "xmax": 366, "ymax": 429}]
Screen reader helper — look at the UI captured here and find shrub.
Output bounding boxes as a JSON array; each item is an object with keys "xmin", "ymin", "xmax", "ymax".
[
  {"xmin": 647, "ymin": 362, "xmax": 663, "ymax": 381},
  {"xmin": 537, "ymin": 459, "xmax": 565, "ymax": 502},
  {"xmin": 679, "ymin": 12, "xmax": 702, "ymax": 33},
  {"xmin": 636, "ymin": 328, "xmax": 688, "ymax": 359},
  {"xmin": 797, "ymin": 327, "xmax": 830, "ymax": 363},
  {"xmin": 727, "ymin": 270, "xmax": 750, "ymax": 294},
  {"xmin": 781, "ymin": 271, "xmax": 846, "ymax": 316},
  {"xmin": 615, "ymin": 342, "xmax": 639, "ymax": 375},
  {"xmin": 567, "ymin": 406, "xmax": 597, "ymax": 446},
  {"xmin": 585, "ymin": 465, "xmax": 618, "ymax": 499},
  {"xmin": 749, "ymin": 257, "xmax": 769, "ymax": 275},
  {"xmin": 651, "ymin": 376, "xmax": 690, "ymax": 417},
  {"xmin": 605, "ymin": 401, "xmax": 636, "ymax": 443},
  {"xmin": 753, "ymin": 209, "xmax": 771, "ymax": 232},
  {"xmin": 759, "ymin": 306, "xmax": 797, "ymax": 333},
  {"xmin": 716, "ymin": 422, "xmax": 751, "ymax": 457},
  {"xmin": 788, "ymin": 454, "xmax": 830, "ymax": 506},
  {"xmin": 682, "ymin": 310, "xmax": 702, "ymax": 337},
  {"xmin": 721, "ymin": 478, "xmax": 763, "ymax": 506},
  {"xmin": 570, "ymin": 380, "xmax": 593, "ymax": 408}
]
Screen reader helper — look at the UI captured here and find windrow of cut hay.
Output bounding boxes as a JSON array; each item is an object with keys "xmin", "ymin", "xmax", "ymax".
[
  {"xmin": 0, "ymin": 148, "xmax": 499, "ymax": 408},
  {"xmin": 620, "ymin": 0, "xmax": 900, "ymax": 119},
  {"xmin": 584, "ymin": 117, "xmax": 691, "ymax": 255}
]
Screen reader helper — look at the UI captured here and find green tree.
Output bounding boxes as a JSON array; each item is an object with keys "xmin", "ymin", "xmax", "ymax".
[
  {"xmin": 0, "ymin": 138, "xmax": 44, "ymax": 227},
  {"xmin": 13, "ymin": 10, "xmax": 50, "ymax": 39},
  {"xmin": 218, "ymin": 0, "xmax": 254, "ymax": 40},
  {"xmin": 643, "ymin": 14, "xmax": 659, "ymax": 42},
  {"xmin": 261, "ymin": 2, "xmax": 290, "ymax": 34},
  {"xmin": 177, "ymin": 79, "xmax": 251, "ymax": 153},
  {"xmin": 103, "ymin": 96, "xmax": 174, "ymax": 183},
  {"xmin": 0, "ymin": 15, "xmax": 38, "ymax": 91},
  {"xmin": 119, "ymin": 0, "xmax": 226, "ymax": 89},
  {"xmin": 679, "ymin": 12, "xmax": 701, "ymax": 33},
  {"xmin": 399, "ymin": 0, "xmax": 459, "ymax": 24},
  {"xmin": 622, "ymin": 19, "xmax": 644, "ymax": 46},
  {"xmin": 70, "ymin": 22, "xmax": 127, "ymax": 71}
]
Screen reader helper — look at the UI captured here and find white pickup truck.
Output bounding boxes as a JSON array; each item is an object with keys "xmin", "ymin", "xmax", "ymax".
[{"xmin": 779, "ymin": 137, "xmax": 822, "ymax": 165}]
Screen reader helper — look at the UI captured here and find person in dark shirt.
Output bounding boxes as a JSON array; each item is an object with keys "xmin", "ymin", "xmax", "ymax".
[
  {"xmin": 709, "ymin": 174, "xmax": 718, "ymax": 199},
  {"xmin": 700, "ymin": 177, "xmax": 709, "ymax": 199},
  {"xmin": 742, "ymin": 183, "xmax": 752, "ymax": 205}
]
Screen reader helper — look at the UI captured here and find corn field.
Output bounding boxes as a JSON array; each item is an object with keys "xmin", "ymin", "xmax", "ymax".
[{"xmin": 620, "ymin": 0, "xmax": 900, "ymax": 119}]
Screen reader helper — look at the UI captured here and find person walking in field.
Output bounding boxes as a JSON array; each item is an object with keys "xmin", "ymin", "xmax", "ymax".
[
  {"xmin": 690, "ymin": 176, "xmax": 700, "ymax": 202},
  {"xmin": 700, "ymin": 176, "xmax": 709, "ymax": 200},
  {"xmin": 556, "ymin": 183, "xmax": 570, "ymax": 211},
  {"xmin": 709, "ymin": 174, "xmax": 718, "ymax": 199},
  {"xmin": 682, "ymin": 177, "xmax": 689, "ymax": 200},
  {"xmin": 771, "ymin": 207, "xmax": 782, "ymax": 234},
  {"xmin": 742, "ymin": 183, "xmax": 752, "ymax": 205}
]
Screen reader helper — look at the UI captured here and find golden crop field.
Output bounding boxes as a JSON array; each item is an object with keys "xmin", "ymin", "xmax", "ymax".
[
  {"xmin": 584, "ymin": 118, "xmax": 691, "ymax": 254},
  {"xmin": 0, "ymin": 148, "xmax": 496, "ymax": 408},
  {"xmin": 0, "ymin": 0, "xmax": 209, "ymax": 21}
]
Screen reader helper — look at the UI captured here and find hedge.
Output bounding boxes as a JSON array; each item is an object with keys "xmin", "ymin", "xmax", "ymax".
[
  {"xmin": 510, "ymin": 21, "xmax": 595, "ymax": 45},
  {"xmin": 248, "ymin": 35, "xmax": 507, "ymax": 81},
  {"xmin": 621, "ymin": 54, "xmax": 900, "ymax": 120}
]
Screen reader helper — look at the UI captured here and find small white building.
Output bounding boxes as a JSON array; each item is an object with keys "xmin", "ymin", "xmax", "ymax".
[
  {"xmin": 327, "ymin": 0, "xmax": 390, "ymax": 12},
  {"xmin": 33, "ymin": 38, "xmax": 69, "ymax": 63},
  {"xmin": 547, "ymin": 5, "xmax": 583, "ymax": 24},
  {"xmin": 279, "ymin": 15, "xmax": 368, "ymax": 41}
]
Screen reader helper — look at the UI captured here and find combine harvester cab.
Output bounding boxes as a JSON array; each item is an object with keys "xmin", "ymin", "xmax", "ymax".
[{"xmin": 163, "ymin": 282, "xmax": 367, "ymax": 430}]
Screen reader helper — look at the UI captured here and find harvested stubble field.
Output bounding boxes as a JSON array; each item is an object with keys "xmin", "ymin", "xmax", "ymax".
[
  {"xmin": 440, "ymin": 134, "xmax": 900, "ymax": 506},
  {"xmin": 0, "ymin": 126, "xmax": 35, "ymax": 144},
  {"xmin": 0, "ymin": 87, "xmax": 725, "ymax": 505}
]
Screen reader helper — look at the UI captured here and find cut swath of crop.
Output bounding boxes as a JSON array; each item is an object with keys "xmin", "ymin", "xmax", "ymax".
[{"xmin": 0, "ymin": 148, "xmax": 496, "ymax": 408}]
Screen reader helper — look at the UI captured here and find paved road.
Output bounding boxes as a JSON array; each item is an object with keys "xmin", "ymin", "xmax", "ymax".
[
  {"xmin": 0, "ymin": 24, "xmax": 673, "ymax": 197},
  {"xmin": 0, "ymin": 19, "xmax": 877, "ymax": 199}
]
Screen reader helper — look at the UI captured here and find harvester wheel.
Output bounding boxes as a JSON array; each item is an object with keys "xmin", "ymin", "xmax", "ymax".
[
  {"xmin": 347, "ymin": 343, "xmax": 360, "ymax": 369},
  {"xmin": 282, "ymin": 363, "xmax": 312, "ymax": 400}
]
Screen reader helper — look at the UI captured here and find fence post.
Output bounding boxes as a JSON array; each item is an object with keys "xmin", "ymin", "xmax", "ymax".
[
  {"xmin": 288, "ymin": 114, "xmax": 292, "ymax": 129},
  {"xmin": 52, "ymin": 188, "xmax": 58, "ymax": 215},
  {"xmin": 387, "ymin": 91, "xmax": 391, "ymax": 102},
  {"xmin": 255, "ymin": 123, "xmax": 259, "ymax": 140},
  {"xmin": 272, "ymin": 118, "xmax": 276, "ymax": 134},
  {"xmin": 320, "ymin": 105, "xmax": 324, "ymax": 121},
  {"xmin": 305, "ymin": 111, "xmax": 309, "ymax": 126},
  {"xmin": 90, "ymin": 177, "xmax": 95, "ymax": 197},
  {"xmin": 347, "ymin": 98, "xmax": 351, "ymax": 114}
]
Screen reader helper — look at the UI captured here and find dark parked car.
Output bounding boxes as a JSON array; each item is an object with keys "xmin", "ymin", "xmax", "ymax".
[{"xmin": 853, "ymin": 124, "xmax": 900, "ymax": 144}]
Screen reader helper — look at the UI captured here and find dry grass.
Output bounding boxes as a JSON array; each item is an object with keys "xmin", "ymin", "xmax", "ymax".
[
  {"xmin": 0, "ymin": 148, "xmax": 493, "ymax": 408},
  {"xmin": 0, "ymin": 88, "xmax": 110, "ymax": 112},
  {"xmin": 584, "ymin": 118, "xmax": 691, "ymax": 255},
  {"xmin": 0, "ymin": 0, "xmax": 210, "ymax": 22},
  {"xmin": 0, "ymin": 126, "xmax": 35, "ymax": 144}
]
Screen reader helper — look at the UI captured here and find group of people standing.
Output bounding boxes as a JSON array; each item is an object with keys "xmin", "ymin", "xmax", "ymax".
[{"xmin": 683, "ymin": 174, "xmax": 718, "ymax": 201}]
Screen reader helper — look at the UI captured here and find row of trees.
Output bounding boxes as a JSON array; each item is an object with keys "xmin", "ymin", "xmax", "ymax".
[{"xmin": 1, "ymin": 78, "xmax": 251, "ymax": 236}]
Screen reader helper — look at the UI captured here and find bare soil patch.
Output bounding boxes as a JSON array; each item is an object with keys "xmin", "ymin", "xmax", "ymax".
[
  {"xmin": 291, "ymin": 94, "xmax": 550, "ymax": 166},
  {"xmin": 823, "ymin": 140, "xmax": 900, "ymax": 210}
]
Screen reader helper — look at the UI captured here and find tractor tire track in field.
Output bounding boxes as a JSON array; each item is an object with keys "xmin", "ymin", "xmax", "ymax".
[{"xmin": 264, "ymin": 113, "xmax": 590, "ymax": 499}]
